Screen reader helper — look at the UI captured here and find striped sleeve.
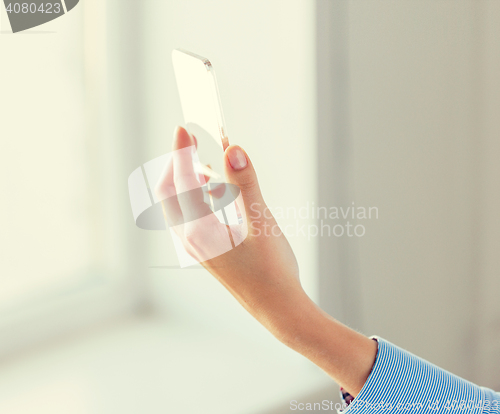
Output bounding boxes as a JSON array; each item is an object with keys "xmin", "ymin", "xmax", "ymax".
[{"xmin": 339, "ymin": 336, "xmax": 500, "ymax": 414}]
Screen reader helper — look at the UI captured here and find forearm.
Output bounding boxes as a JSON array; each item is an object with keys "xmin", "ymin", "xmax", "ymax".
[
  {"xmin": 252, "ymin": 291, "xmax": 377, "ymax": 397},
  {"xmin": 165, "ymin": 132, "xmax": 500, "ymax": 413},
  {"xmin": 165, "ymin": 131, "xmax": 500, "ymax": 412},
  {"xmin": 239, "ymin": 288, "xmax": 500, "ymax": 414}
]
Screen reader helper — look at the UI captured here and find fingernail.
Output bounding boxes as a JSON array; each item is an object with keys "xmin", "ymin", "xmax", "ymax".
[{"xmin": 228, "ymin": 146, "xmax": 248, "ymax": 170}]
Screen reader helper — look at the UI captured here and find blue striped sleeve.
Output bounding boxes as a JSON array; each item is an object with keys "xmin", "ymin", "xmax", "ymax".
[{"xmin": 339, "ymin": 336, "xmax": 500, "ymax": 414}]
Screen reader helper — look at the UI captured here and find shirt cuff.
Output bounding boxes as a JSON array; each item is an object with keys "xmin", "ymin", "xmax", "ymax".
[{"xmin": 338, "ymin": 336, "xmax": 500, "ymax": 414}]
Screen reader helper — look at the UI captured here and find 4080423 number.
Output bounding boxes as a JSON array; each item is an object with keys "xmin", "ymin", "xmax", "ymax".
[{"xmin": 5, "ymin": 3, "xmax": 62, "ymax": 14}]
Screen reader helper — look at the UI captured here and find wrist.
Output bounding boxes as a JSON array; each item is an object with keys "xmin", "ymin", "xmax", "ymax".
[
  {"xmin": 265, "ymin": 297, "xmax": 377, "ymax": 397},
  {"xmin": 274, "ymin": 298, "xmax": 329, "ymax": 349},
  {"xmin": 239, "ymin": 284, "xmax": 310, "ymax": 342},
  {"xmin": 260, "ymin": 292, "xmax": 323, "ymax": 348}
]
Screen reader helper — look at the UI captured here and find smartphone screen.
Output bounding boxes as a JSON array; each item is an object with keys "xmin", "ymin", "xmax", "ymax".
[
  {"xmin": 172, "ymin": 49, "xmax": 229, "ymax": 183},
  {"xmin": 172, "ymin": 49, "xmax": 239, "ymax": 226}
]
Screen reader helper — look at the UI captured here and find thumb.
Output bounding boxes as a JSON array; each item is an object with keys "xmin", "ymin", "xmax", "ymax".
[{"xmin": 224, "ymin": 145, "xmax": 267, "ymax": 221}]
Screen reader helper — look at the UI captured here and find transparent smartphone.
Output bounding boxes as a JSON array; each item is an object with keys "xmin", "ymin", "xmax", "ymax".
[
  {"xmin": 172, "ymin": 49, "xmax": 239, "ymax": 225},
  {"xmin": 172, "ymin": 49, "xmax": 230, "ymax": 179}
]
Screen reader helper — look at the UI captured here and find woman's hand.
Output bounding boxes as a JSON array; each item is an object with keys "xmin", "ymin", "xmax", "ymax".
[
  {"xmin": 155, "ymin": 126, "xmax": 377, "ymax": 397},
  {"xmin": 155, "ymin": 126, "xmax": 303, "ymax": 327}
]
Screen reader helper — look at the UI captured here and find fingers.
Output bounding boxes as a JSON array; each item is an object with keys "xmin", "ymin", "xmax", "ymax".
[
  {"xmin": 172, "ymin": 126, "xmax": 202, "ymax": 192},
  {"xmin": 171, "ymin": 127, "xmax": 213, "ymax": 222},
  {"xmin": 155, "ymin": 126, "xmax": 235, "ymax": 265},
  {"xmin": 155, "ymin": 145, "xmax": 184, "ymax": 228},
  {"xmin": 224, "ymin": 145, "xmax": 268, "ymax": 227},
  {"xmin": 155, "ymin": 127, "xmax": 199, "ymax": 201},
  {"xmin": 154, "ymin": 127, "xmax": 192, "ymax": 227}
]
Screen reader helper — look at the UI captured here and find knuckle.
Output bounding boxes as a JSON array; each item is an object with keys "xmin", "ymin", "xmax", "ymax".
[
  {"xmin": 239, "ymin": 178, "xmax": 259, "ymax": 196},
  {"xmin": 174, "ymin": 172, "xmax": 198, "ymax": 188},
  {"xmin": 183, "ymin": 224, "xmax": 200, "ymax": 246},
  {"xmin": 154, "ymin": 182, "xmax": 165, "ymax": 199}
]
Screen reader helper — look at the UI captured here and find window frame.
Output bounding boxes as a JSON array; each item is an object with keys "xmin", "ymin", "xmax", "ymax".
[{"xmin": 0, "ymin": 0, "xmax": 148, "ymax": 358}]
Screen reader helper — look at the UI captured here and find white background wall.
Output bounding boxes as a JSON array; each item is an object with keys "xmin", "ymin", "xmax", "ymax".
[
  {"xmin": 137, "ymin": 0, "xmax": 500, "ymax": 388},
  {"xmin": 139, "ymin": 0, "xmax": 319, "ymax": 337},
  {"xmin": 0, "ymin": 1, "xmax": 498, "ymax": 413},
  {"xmin": 473, "ymin": 1, "xmax": 500, "ymax": 387},
  {"xmin": 346, "ymin": 1, "xmax": 500, "ymax": 387}
]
